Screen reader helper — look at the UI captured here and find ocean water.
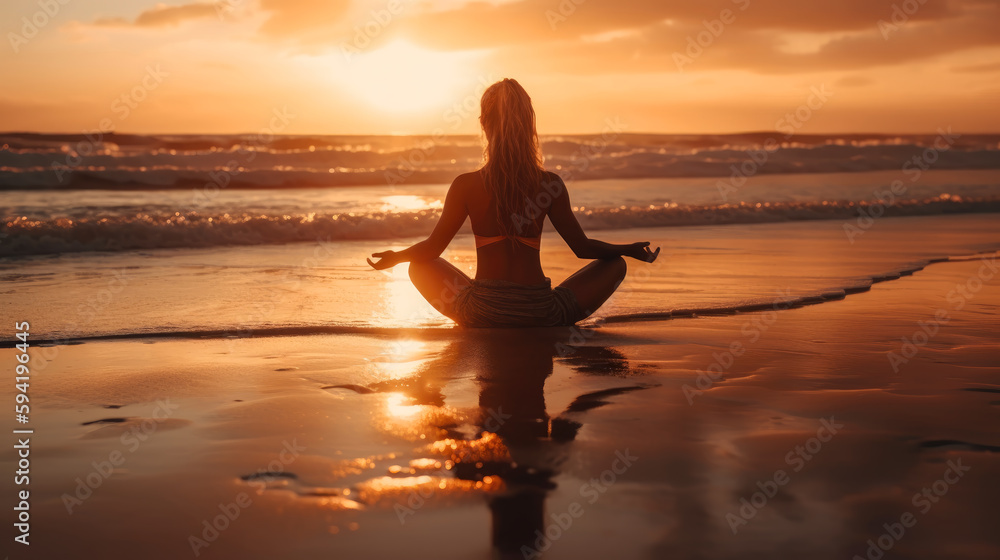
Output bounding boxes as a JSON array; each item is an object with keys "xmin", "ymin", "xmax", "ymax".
[
  {"xmin": 3, "ymin": 131, "xmax": 1000, "ymax": 257},
  {"xmin": 2, "ymin": 132, "xmax": 1000, "ymax": 342},
  {"xmin": 5, "ymin": 133, "xmax": 999, "ymax": 560}
]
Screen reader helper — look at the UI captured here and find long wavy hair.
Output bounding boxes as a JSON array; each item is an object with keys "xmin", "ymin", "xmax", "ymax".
[{"xmin": 479, "ymin": 78, "xmax": 546, "ymax": 237}]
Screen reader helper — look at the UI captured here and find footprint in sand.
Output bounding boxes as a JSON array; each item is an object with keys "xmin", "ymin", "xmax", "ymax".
[{"xmin": 80, "ymin": 416, "xmax": 192, "ymax": 439}]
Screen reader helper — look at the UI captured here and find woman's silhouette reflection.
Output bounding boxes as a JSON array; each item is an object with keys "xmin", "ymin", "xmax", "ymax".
[
  {"xmin": 333, "ymin": 328, "xmax": 646, "ymax": 558},
  {"xmin": 448, "ymin": 329, "xmax": 645, "ymax": 558}
]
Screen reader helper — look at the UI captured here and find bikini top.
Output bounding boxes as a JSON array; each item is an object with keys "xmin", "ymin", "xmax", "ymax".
[
  {"xmin": 473, "ymin": 169, "xmax": 542, "ymax": 250},
  {"xmin": 474, "ymin": 234, "xmax": 542, "ymax": 250}
]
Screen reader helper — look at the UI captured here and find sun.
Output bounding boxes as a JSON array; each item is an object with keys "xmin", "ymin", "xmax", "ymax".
[{"xmin": 338, "ymin": 40, "xmax": 473, "ymax": 113}]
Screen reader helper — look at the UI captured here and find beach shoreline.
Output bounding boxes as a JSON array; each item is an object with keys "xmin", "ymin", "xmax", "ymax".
[{"xmin": 3, "ymin": 248, "xmax": 998, "ymax": 559}]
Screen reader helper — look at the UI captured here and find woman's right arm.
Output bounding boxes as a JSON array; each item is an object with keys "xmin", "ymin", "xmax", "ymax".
[{"xmin": 546, "ymin": 174, "xmax": 660, "ymax": 262}]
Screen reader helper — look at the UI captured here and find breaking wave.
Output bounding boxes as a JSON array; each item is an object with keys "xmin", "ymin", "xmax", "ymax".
[
  {"xmin": 4, "ymin": 194, "xmax": 998, "ymax": 257},
  {"xmin": 2, "ymin": 131, "xmax": 999, "ymax": 190}
]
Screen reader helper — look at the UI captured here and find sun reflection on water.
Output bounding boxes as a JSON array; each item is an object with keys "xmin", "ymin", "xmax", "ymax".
[
  {"xmin": 377, "ymin": 264, "xmax": 442, "ymax": 326},
  {"xmin": 352, "ymin": 474, "xmax": 504, "ymax": 507},
  {"xmin": 379, "ymin": 195, "xmax": 442, "ymax": 212},
  {"xmin": 385, "ymin": 392, "xmax": 422, "ymax": 419}
]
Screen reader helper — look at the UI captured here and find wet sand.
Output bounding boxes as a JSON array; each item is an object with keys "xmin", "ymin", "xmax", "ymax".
[{"xmin": 3, "ymin": 251, "xmax": 998, "ymax": 559}]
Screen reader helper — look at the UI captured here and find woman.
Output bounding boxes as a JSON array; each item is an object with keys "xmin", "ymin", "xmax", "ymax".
[{"xmin": 367, "ymin": 78, "xmax": 659, "ymax": 327}]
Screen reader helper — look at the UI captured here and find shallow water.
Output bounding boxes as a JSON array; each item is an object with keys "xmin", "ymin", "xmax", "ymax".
[
  {"xmin": 4, "ymin": 170, "xmax": 1000, "ymax": 257},
  {"xmin": 4, "ymin": 214, "xmax": 1000, "ymax": 344}
]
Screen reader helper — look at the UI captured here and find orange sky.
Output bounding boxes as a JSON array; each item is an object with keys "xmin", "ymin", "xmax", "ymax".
[{"xmin": 2, "ymin": 0, "xmax": 998, "ymax": 135}]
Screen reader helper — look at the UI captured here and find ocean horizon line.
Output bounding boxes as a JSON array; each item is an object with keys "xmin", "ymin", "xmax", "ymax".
[{"xmin": 5, "ymin": 130, "xmax": 1000, "ymax": 138}]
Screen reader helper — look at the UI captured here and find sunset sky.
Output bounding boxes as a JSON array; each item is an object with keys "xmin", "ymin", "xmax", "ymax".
[{"xmin": 2, "ymin": 0, "xmax": 998, "ymax": 135}]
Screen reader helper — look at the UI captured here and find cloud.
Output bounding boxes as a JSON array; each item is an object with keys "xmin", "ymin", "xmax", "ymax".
[
  {"xmin": 94, "ymin": 3, "xmax": 219, "ymax": 28},
  {"xmin": 231, "ymin": 0, "xmax": 995, "ymax": 77},
  {"xmin": 257, "ymin": 0, "xmax": 351, "ymax": 37},
  {"xmin": 836, "ymin": 75, "xmax": 875, "ymax": 87},
  {"xmin": 87, "ymin": 0, "xmax": 352, "ymax": 49},
  {"xmin": 951, "ymin": 61, "xmax": 1000, "ymax": 73},
  {"xmin": 461, "ymin": 1, "xmax": 1000, "ymax": 76},
  {"xmin": 85, "ymin": 0, "xmax": 1000, "ymax": 77},
  {"xmin": 389, "ymin": 0, "xmax": 959, "ymax": 51}
]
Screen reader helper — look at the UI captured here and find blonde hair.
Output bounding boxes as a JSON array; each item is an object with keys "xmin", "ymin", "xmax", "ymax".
[{"xmin": 479, "ymin": 78, "xmax": 546, "ymax": 236}]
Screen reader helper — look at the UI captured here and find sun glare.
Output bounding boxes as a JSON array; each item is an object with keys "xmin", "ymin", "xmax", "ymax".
[
  {"xmin": 339, "ymin": 41, "xmax": 472, "ymax": 113},
  {"xmin": 386, "ymin": 393, "xmax": 423, "ymax": 419},
  {"xmin": 375, "ymin": 263, "xmax": 443, "ymax": 327},
  {"xmin": 380, "ymin": 195, "xmax": 443, "ymax": 212}
]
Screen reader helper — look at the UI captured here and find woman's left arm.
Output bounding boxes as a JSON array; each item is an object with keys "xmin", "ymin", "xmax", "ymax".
[{"xmin": 368, "ymin": 178, "xmax": 468, "ymax": 270}]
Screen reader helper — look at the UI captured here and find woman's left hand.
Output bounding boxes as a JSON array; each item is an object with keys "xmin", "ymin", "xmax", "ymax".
[
  {"xmin": 624, "ymin": 242, "xmax": 661, "ymax": 263},
  {"xmin": 367, "ymin": 250, "xmax": 401, "ymax": 270}
]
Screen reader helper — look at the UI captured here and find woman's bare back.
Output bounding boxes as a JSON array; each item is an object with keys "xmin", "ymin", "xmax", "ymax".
[{"xmin": 459, "ymin": 170, "xmax": 548, "ymax": 285}]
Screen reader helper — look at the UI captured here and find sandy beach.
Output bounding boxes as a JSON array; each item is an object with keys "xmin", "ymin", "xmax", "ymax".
[{"xmin": 3, "ymin": 215, "xmax": 998, "ymax": 560}]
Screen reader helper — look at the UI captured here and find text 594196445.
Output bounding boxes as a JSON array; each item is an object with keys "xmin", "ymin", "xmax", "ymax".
[{"xmin": 13, "ymin": 321, "xmax": 32, "ymax": 546}]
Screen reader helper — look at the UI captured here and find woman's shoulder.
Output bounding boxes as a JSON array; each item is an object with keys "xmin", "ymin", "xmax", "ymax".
[
  {"xmin": 454, "ymin": 170, "xmax": 483, "ymax": 184},
  {"xmin": 540, "ymin": 170, "xmax": 567, "ymax": 197},
  {"xmin": 448, "ymin": 170, "xmax": 481, "ymax": 193},
  {"xmin": 541, "ymin": 170, "xmax": 564, "ymax": 184}
]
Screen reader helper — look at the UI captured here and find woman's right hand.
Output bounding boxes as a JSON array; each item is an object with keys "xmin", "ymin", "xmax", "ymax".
[
  {"xmin": 367, "ymin": 250, "xmax": 402, "ymax": 270},
  {"xmin": 624, "ymin": 242, "xmax": 660, "ymax": 263}
]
